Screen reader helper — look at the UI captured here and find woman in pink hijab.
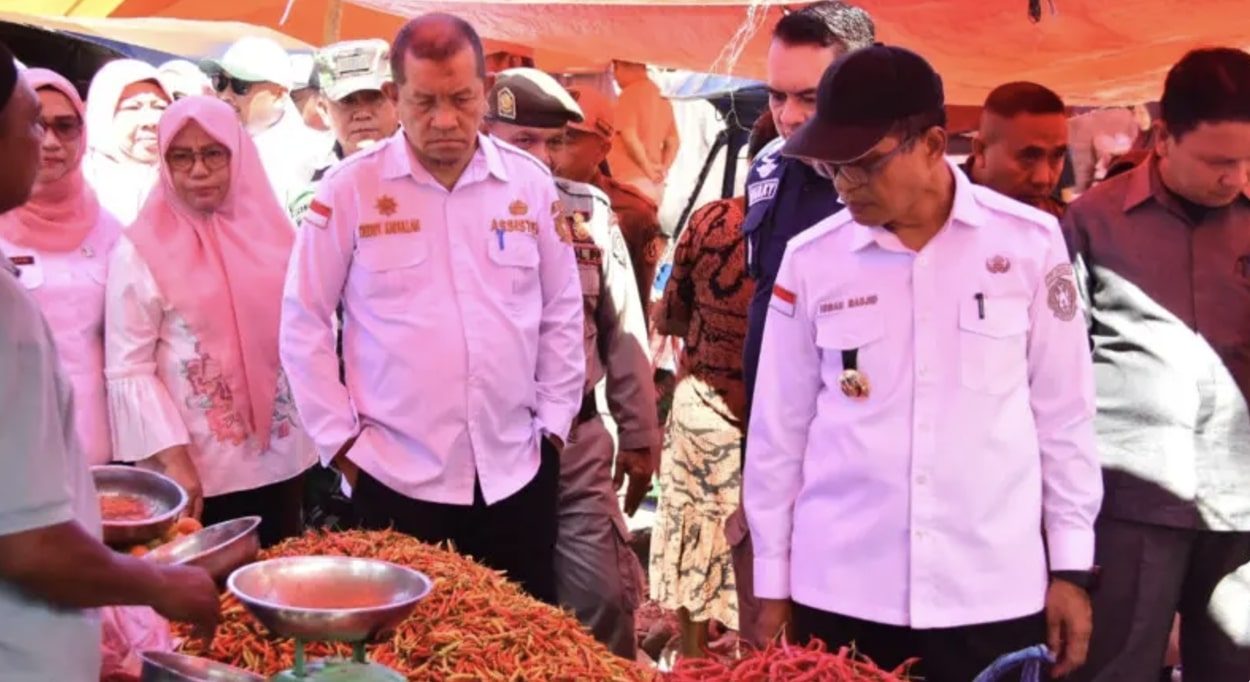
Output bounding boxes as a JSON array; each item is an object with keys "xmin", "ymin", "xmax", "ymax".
[
  {"xmin": 105, "ymin": 96, "xmax": 315, "ymax": 547},
  {"xmin": 83, "ymin": 59, "xmax": 172, "ymax": 225},
  {"xmin": 0, "ymin": 68, "xmax": 122, "ymax": 466}
]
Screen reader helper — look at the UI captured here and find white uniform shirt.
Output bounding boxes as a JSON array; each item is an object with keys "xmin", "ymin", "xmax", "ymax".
[
  {"xmin": 745, "ymin": 162, "xmax": 1102, "ymax": 628},
  {"xmin": 0, "ymin": 212, "xmax": 122, "ymax": 465},
  {"xmin": 281, "ymin": 132, "xmax": 585, "ymax": 506},
  {"xmin": 0, "ymin": 251, "xmax": 103, "ymax": 681},
  {"xmin": 104, "ymin": 237, "xmax": 316, "ymax": 497}
]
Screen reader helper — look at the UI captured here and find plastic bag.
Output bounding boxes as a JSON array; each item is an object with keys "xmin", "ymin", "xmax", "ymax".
[{"xmin": 99, "ymin": 605, "xmax": 174, "ymax": 681}]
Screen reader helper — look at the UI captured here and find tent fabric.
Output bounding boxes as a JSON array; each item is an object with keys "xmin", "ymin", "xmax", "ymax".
[
  {"xmin": 3, "ymin": 0, "xmax": 1248, "ymax": 105},
  {"xmin": 0, "ymin": 11, "xmax": 311, "ymax": 57}
]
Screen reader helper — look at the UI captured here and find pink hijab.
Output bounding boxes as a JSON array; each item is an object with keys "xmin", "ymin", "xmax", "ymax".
[
  {"xmin": 128, "ymin": 96, "xmax": 294, "ymax": 452},
  {"xmin": 0, "ymin": 69, "xmax": 100, "ymax": 252}
]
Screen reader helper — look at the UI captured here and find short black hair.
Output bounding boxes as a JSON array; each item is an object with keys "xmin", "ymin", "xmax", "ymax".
[
  {"xmin": 1161, "ymin": 47, "xmax": 1250, "ymax": 139},
  {"xmin": 390, "ymin": 13, "xmax": 486, "ymax": 83},
  {"xmin": 773, "ymin": 1, "xmax": 875, "ymax": 53},
  {"xmin": 983, "ymin": 81, "xmax": 1066, "ymax": 118}
]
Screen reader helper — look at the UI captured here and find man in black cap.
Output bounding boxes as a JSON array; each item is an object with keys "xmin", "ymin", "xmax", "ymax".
[
  {"xmin": 743, "ymin": 44, "xmax": 1103, "ymax": 681},
  {"xmin": 483, "ymin": 67, "xmax": 659, "ymax": 659},
  {"xmin": 0, "ymin": 47, "xmax": 220, "ymax": 679}
]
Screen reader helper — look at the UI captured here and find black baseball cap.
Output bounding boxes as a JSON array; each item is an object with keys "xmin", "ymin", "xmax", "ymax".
[{"xmin": 782, "ymin": 43, "xmax": 945, "ymax": 163}]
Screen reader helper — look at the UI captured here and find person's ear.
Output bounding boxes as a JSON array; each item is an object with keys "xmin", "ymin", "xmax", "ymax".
[
  {"xmin": 970, "ymin": 134, "xmax": 987, "ymax": 166},
  {"xmin": 924, "ymin": 126, "xmax": 948, "ymax": 160},
  {"xmin": 382, "ymin": 81, "xmax": 399, "ymax": 105}
]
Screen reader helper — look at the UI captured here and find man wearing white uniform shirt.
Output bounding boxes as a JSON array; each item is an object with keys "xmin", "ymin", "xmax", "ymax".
[
  {"xmin": 280, "ymin": 14, "xmax": 584, "ymax": 605},
  {"xmin": 0, "ymin": 45, "xmax": 219, "ymax": 681},
  {"xmin": 202, "ymin": 36, "xmax": 327, "ymax": 209},
  {"xmin": 745, "ymin": 45, "xmax": 1103, "ymax": 681}
]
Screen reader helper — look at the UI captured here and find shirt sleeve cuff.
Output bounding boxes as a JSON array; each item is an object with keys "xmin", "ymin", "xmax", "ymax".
[
  {"xmin": 753, "ymin": 556, "xmax": 792, "ymax": 600},
  {"xmin": 1047, "ymin": 527, "xmax": 1095, "ymax": 571},
  {"xmin": 535, "ymin": 407, "xmax": 573, "ymax": 444}
]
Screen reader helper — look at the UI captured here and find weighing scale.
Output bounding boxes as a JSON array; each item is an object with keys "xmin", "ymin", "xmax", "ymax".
[{"xmin": 226, "ymin": 556, "xmax": 434, "ymax": 682}]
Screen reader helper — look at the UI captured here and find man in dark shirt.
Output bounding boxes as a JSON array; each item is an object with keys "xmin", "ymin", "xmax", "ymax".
[
  {"xmin": 1064, "ymin": 47, "xmax": 1250, "ymax": 682},
  {"xmin": 728, "ymin": 0, "xmax": 875, "ymax": 648},
  {"xmin": 963, "ymin": 81, "xmax": 1069, "ymax": 219}
]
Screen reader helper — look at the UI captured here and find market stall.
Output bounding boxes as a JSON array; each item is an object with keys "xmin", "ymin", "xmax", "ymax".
[{"xmin": 6, "ymin": 0, "xmax": 1249, "ymax": 104}]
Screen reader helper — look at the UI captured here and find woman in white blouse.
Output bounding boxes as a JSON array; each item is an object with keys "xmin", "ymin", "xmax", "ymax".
[
  {"xmin": 105, "ymin": 96, "xmax": 315, "ymax": 547},
  {"xmin": 83, "ymin": 59, "xmax": 172, "ymax": 225},
  {"xmin": 0, "ymin": 68, "xmax": 122, "ymax": 466}
]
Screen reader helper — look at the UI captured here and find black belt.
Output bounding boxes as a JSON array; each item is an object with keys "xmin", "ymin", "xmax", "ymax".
[{"xmin": 577, "ymin": 392, "xmax": 599, "ymax": 424}]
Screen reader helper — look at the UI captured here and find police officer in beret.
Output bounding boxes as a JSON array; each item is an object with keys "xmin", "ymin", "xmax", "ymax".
[{"xmin": 483, "ymin": 67, "xmax": 660, "ymax": 659}]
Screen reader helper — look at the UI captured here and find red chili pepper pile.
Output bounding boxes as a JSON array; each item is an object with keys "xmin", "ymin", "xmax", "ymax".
[
  {"xmin": 665, "ymin": 639, "xmax": 916, "ymax": 682},
  {"xmin": 175, "ymin": 529, "xmax": 657, "ymax": 681}
]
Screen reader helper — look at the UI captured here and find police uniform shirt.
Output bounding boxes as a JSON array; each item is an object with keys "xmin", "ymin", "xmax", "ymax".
[
  {"xmin": 744, "ymin": 160, "xmax": 1102, "ymax": 628},
  {"xmin": 555, "ymin": 178, "xmax": 660, "ymax": 460},
  {"xmin": 740, "ymin": 137, "xmax": 845, "ymax": 425},
  {"xmin": 279, "ymin": 131, "xmax": 586, "ymax": 506}
]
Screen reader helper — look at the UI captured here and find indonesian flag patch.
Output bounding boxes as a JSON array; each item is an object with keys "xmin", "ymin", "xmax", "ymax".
[
  {"xmin": 770, "ymin": 284, "xmax": 797, "ymax": 317},
  {"xmin": 303, "ymin": 199, "xmax": 332, "ymax": 229}
]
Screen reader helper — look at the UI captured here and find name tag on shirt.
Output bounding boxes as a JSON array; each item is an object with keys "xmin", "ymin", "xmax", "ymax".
[
  {"xmin": 360, "ymin": 220, "xmax": 422, "ymax": 239},
  {"xmin": 748, "ymin": 179, "xmax": 778, "ymax": 207}
]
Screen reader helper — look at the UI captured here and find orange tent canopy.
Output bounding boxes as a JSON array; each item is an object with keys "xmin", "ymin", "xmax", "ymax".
[{"xmin": 5, "ymin": 0, "xmax": 1248, "ymax": 105}]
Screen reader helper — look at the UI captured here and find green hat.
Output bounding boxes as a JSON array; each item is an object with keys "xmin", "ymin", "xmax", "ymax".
[{"xmin": 315, "ymin": 39, "xmax": 391, "ymax": 101}]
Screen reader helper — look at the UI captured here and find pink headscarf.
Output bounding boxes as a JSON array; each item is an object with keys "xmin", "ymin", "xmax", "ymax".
[
  {"xmin": 128, "ymin": 96, "xmax": 294, "ymax": 452},
  {"xmin": 0, "ymin": 68, "xmax": 100, "ymax": 252}
]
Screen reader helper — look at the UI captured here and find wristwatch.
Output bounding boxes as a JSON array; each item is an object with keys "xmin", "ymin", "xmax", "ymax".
[{"xmin": 1050, "ymin": 566, "xmax": 1101, "ymax": 593}]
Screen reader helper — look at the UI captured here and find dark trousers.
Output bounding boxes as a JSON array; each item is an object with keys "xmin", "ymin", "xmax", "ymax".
[
  {"xmin": 1072, "ymin": 516, "xmax": 1250, "ymax": 682},
  {"xmin": 353, "ymin": 441, "xmax": 561, "ymax": 605},
  {"xmin": 793, "ymin": 603, "xmax": 1047, "ymax": 682},
  {"xmin": 201, "ymin": 471, "xmax": 307, "ymax": 548}
]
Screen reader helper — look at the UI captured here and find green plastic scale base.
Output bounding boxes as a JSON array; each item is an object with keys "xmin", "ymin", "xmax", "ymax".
[
  {"xmin": 268, "ymin": 661, "xmax": 405, "ymax": 682},
  {"xmin": 267, "ymin": 640, "xmax": 404, "ymax": 682}
]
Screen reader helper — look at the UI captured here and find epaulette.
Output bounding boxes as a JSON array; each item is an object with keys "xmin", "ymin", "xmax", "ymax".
[
  {"xmin": 491, "ymin": 137, "xmax": 554, "ymax": 178},
  {"xmin": 785, "ymin": 208, "xmax": 854, "ymax": 255},
  {"xmin": 555, "ymin": 178, "xmax": 612, "ymax": 210},
  {"xmin": 969, "ymin": 184, "xmax": 1062, "ymax": 234},
  {"xmin": 318, "ymin": 139, "xmax": 388, "ymax": 183}
]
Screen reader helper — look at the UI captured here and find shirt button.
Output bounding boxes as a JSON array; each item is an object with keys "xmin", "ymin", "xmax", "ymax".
[
  {"xmin": 916, "ymin": 474, "xmax": 928, "ymax": 485},
  {"xmin": 917, "ymin": 256, "xmax": 929, "ymax": 267},
  {"xmin": 918, "ymin": 364, "xmax": 929, "ymax": 376},
  {"xmin": 914, "ymin": 529, "xmax": 926, "ymax": 540}
]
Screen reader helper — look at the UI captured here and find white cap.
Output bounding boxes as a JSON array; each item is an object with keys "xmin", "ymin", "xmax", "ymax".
[
  {"xmin": 289, "ymin": 53, "xmax": 315, "ymax": 90},
  {"xmin": 200, "ymin": 36, "xmax": 293, "ymax": 90}
]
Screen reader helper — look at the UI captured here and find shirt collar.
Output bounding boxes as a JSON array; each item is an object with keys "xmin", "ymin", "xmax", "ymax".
[
  {"xmin": 381, "ymin": 132, "xmax": 509, "ymax": 185},
  {"xmin": 849, "ymin": 158, "xmax": 991, "ymax": 252},
  {"xmin": 1123, "ymin": 152, "xmax": 1250, "ymax": 212}
]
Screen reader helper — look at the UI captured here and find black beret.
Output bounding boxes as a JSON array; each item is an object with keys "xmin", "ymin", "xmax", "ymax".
[
  {"xmin": 486, "ymin": 67, "xmax": 584, "ymax": 130},
  {"xmin": 0, "ymin": 41, "xmax": 18, "ymax": 113}
]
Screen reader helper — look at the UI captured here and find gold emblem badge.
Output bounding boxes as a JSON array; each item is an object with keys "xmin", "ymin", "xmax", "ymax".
[
  {"xmin": 571, "ymin": 211, "xmax": 592, "ymax": 241},
  {"xmin": 986, "ymin": 254, "xmax": 1011, "ymax": 274},
  {"xmin": 375, "ymin": 195, "xmax": 398, "ymax": 217},
  {"xmin": 509, "ymin": 199, "xmax": 528, "ymax": 216},
  {"xmin": 839, "ymin": 369, "xmax": 871, "ymax": 400},
  {"xmin": 496, "ymin": 87, "xmax": 517, "ymax": 120}
]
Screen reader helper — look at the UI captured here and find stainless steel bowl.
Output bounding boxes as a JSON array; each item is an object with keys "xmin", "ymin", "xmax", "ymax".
[
  {"xmin": 227, "ymin": 556, "xmax": 433, "ymax": 642},
  {"xmin": 93, "ymin": 465, "xmax": 188, "ymax": 547},
  {"xmin": 146, "ymin": 516, "xmax": 260, "ymax": 582},
  {"xmin": 139, "ymin": 650, "xmax": 264, "ymax": 681}
]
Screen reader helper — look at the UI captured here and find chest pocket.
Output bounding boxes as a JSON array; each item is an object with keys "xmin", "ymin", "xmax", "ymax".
[
  {"xmin": 354, "ymin": 235, "xmax": 428, "ymax": 310},
  {"xmin": 958, "ymin": 296, "xmax": 1030, "ymax": 395},
  {"xmin": 488, "ymin": 237, "xmax": 541, "ymax": 305},
  {"xmin": 815, "ymin": 308, "xmax": 886, "ymax": 395}
]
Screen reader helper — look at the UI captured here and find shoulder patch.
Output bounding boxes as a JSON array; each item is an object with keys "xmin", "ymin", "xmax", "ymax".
[
  {"xmin": 1045, "ymin": 263, "xmax": 1079, "ymax": 321},
  {"xmin": 303, "ymin": 198, "xmax": 332, "ymax": 230}
]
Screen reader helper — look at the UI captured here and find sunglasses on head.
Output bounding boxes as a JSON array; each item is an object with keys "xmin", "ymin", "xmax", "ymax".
[{"xmin": 211, "ymin": 73, "xmax": 256, "ymax": 96}]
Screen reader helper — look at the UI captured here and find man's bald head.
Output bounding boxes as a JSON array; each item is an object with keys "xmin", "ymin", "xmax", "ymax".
[
  {"xmin": 970, "ymin": 81, "xmax": 1070, "ymax": 210},
  {"xmin": 390, "ymin": 13, "xmax": 486, "ymax": 84}
]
